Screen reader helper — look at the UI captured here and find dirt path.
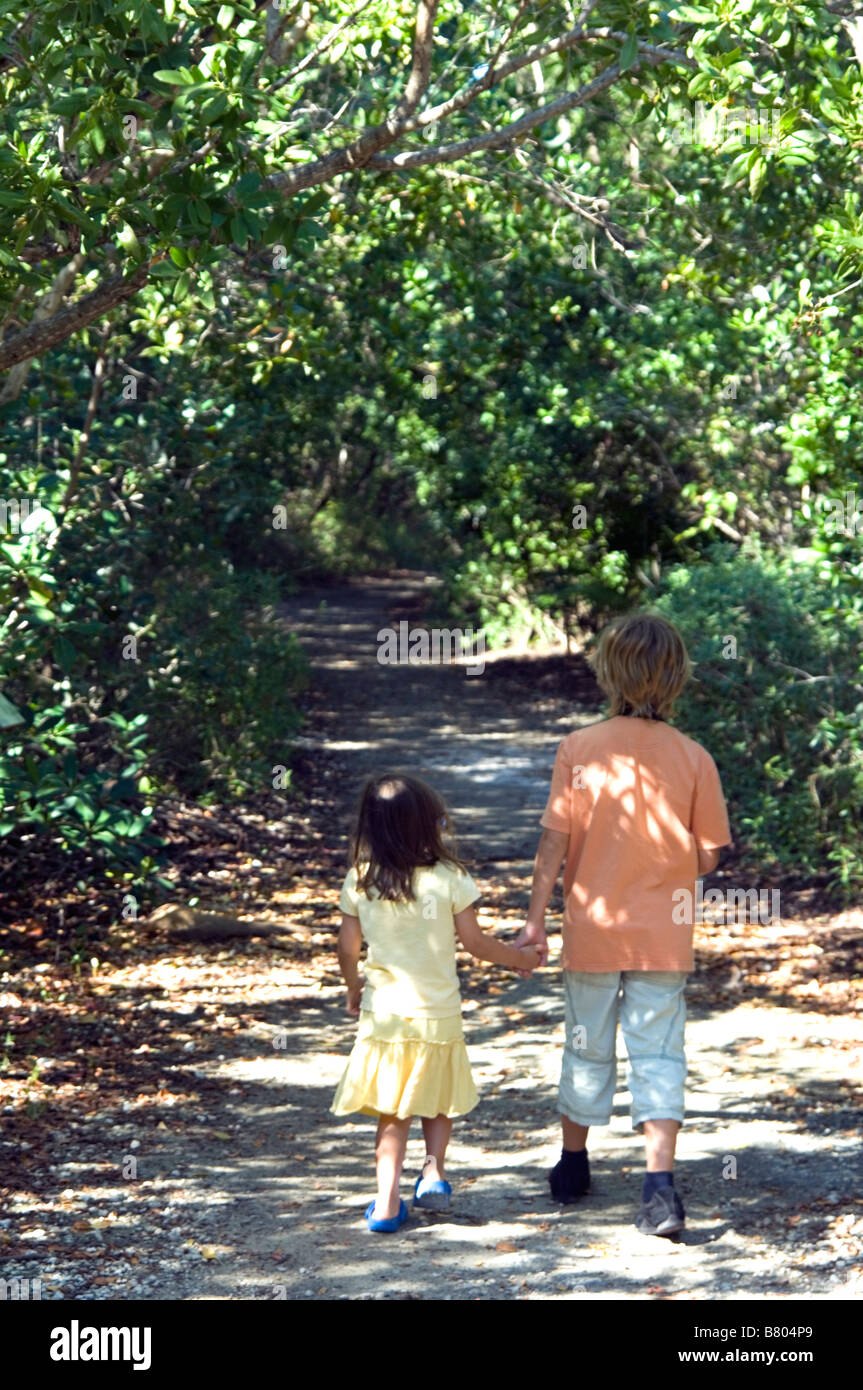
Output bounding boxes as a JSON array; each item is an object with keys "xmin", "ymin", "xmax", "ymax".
[{"xmin": 3, "ymin": 574, "xmax": 861, "ymax": 1301}]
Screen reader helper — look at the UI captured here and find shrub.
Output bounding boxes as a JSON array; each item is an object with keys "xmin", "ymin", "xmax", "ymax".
[{"xmin": 652, "ymin": 542, "xmax": 863, "ymax": 901}]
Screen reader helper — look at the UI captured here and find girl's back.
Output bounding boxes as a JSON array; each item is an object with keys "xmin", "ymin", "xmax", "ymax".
[{"xmin": 341, "ymin": 860, "xmax": 478, "ymax": 1018}]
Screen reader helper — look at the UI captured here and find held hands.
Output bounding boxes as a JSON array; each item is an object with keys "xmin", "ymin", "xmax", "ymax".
[
  {"xmin": 346, "ymin": 979, "xmax": 363, "ymax": 1016},
  {"xmin": 516, "ymin": 944, "xmax": 542, "ymax": 976},
  {"xmin": 514, "ymin": 919, "xmax": 549, "ymax": 969}
]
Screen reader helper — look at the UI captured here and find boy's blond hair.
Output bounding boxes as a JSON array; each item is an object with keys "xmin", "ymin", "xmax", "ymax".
[{"xmin": 590, "ymin": 613, "xmax": 691, "ymax": 720}]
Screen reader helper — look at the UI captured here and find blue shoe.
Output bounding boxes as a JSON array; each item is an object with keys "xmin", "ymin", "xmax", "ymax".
[
  {"xmin": 413, "ymin": 1174, "xmax": 452, "ymax": 1211},
  {"xmin": 365, "ymin": 1199, "xmax": 408, "ymax": 1233}
]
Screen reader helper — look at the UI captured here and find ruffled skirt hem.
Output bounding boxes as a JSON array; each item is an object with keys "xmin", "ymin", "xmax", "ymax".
[{"xmin": 331, "ymin": 1035, "xmax": 479, "ymax": 1119}]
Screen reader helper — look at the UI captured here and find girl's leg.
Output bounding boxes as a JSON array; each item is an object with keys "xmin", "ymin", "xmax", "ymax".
[
  {"xmin": 420, "ymin": 1114, "xmax": 452, "ymax": 1181},
  {"xmin": 374, "ymin": 1113, "xmax": 412, "ymax": 1219}
]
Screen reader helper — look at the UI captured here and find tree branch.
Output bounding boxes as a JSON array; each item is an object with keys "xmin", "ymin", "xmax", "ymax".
[
  {"xmin": 60, "ymin": 330, "xmax": 110, "ymax": 515},
  {"xmin": 271, "ymin": 0, "xmax": 376, "ymax": 93},
  {"xmin": 0, "ymin": 252, "xmax": 86, "ymax": 401},
  {"xmin": 261, "ymin": 0, "xmax": 304, "ymax": 72},
  {"xmin": 365, "ymin": 45, "xmax": 695, "ymax": 177},
  {"xmin": 401, "ymin": 28, "xmax": 696, "ymax": 136},
  {"xmin": 264, "ymin": 0, "xmax": 440, "ymax": 194},
  {"xmin": 0, "ymin": 259, "xmax": 152, "ymax": 374}
]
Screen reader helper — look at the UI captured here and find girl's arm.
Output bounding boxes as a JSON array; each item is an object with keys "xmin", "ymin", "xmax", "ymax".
[
  {"xmin": 337, "ymin": 913, "xmax": 364, "ymax": 1015},
  {"xmin": 454, "ymin": 905, "xmax": 541, "ymax": 972}
]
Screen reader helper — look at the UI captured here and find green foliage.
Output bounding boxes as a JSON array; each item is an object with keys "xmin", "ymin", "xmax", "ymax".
[
  {"xmin": 0, "ymin": 467, "xmax": 307, "ymax": 881},
  {"xmin": 139, "ymin": 564, "xmax": 307, "ymax": 797},
  {"xmin": 3, "ymin": 2, "xmax": 863, "ymax": 898},
  {"xmin": 653, "ymin": 543, "xmax": 863, "ymax": 902}
]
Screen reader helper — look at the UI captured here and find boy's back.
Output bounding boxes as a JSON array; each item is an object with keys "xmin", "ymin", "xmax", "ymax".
[{"xmin": 541, "ymin": 714, "xmax": 730, "ymax": 972}]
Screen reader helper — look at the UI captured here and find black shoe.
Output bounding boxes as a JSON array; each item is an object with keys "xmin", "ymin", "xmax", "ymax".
[
  {"xmin": 549, "ymin": 1151, "xmax": 590, "ymax": 1204},
  {"xmin": 635, "ymin": 1185, "xmax": 685, "ymax": 1237}
]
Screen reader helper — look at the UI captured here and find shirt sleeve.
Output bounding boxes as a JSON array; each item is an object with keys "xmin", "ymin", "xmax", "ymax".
[
  {"xmin": 450, "ymin": 866, "xmax": 480, "ymax": 914},
  {"xmin": 691, "ymin": 751, "xmax": 732, "ymax": 849},
  {"xmin": 540, "ymin": 737, "xmax": 574, "ymax": 833},
  {"xmin": 339, "ymin": 868, "xmax": 360, "ymax": 915}
]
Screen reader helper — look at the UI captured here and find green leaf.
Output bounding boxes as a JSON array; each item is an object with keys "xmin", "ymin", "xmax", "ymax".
[
  {"xmin": 668, "ymin": 4, "xmax": 721, "ymax": 20},
  {"xmin": 0, "ymin": 693, "xmax": 23, "ymax": 728},
  {"xmin": 116, "ymin": 221, "xmax": 143, "ymax": 255},
  {"xmin": 152, "ymin": 68, "xmax": 198, "ymax": 86},
  {"xmin": 620, "ymin": 31, "xmax": 639, "ymax": 73},
  {"xmin": 749, "ymin": 155, "xmax": 767, "ymax": 199},
  {"xmin": 201, "ymin": 92, "xmax": 228, "ymax": 123},
  {"xmin": 54, "ymin": 635, "xmax": 77, "ymax": 672},
  {"xmin": 47, "ymin": 190, "xmax": 102, "ymax": 235}
]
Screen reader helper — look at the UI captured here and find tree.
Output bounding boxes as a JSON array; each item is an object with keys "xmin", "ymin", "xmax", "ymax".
[{"xmin": 1, "ymin": 0, "xmax": 705, "ymax": 379}]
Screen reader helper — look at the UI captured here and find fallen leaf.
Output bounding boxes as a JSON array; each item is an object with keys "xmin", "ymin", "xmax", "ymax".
[{"xmin": 495, "ymin": 1241, "xmax": 517, "ymax": 1253}]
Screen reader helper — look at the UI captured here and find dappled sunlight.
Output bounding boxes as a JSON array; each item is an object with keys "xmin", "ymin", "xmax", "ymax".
[{"xmin": 2, "ymin": 579, "xmax": 859, "ymax": 1302}]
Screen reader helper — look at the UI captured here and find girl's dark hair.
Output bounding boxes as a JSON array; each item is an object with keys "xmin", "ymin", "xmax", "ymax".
[{"xmin": 350, "ymin": 774, "xmax": 465, "ymax": 902}]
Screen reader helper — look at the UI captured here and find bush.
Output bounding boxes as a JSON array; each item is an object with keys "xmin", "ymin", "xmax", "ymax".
[
  {"xmin": 0, "ymin": 509, "xmax": 307, "ymax": 883},
  {"xmin": 652, "ymin": 542, "xmax": 863, "ymax": 901},
  {"xmin": 139, "ymin": 562, "xmax": 307, "ymax": 798}
]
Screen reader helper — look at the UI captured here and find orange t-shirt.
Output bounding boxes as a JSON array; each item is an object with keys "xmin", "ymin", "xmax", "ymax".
[{"xmin": 540, "ymin": 716, "xmax": 731, "ymax": 972}]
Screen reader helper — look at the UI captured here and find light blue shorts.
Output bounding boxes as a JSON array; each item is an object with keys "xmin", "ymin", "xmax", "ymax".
[{"xmin": 558, "ymin": 970, "xmax": 687, "ymax": 1131}]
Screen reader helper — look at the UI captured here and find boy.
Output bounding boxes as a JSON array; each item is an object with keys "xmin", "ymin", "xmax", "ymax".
[{"xmin": 516, "ymin": 613, "xmax": 731, "ymax": 1236}]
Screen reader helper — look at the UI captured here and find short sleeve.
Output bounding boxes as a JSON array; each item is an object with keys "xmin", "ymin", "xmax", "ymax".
[
  {"xmin": 450, "ymin": 866, "xmax": 480, "ymax": 915},
  {"xmin": 691, "ymin": 752, "xmax": 732, "ymax": 849},
  {"xmin": 540, "ymin": 737, "xmax": 573, "ymax": 833},
  {"xmin": 339, "ymin": 868, "xmax": 360, "ymax": 915}
]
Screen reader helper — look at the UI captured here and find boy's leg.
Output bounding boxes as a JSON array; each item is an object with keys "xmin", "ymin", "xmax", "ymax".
[
  {"xmin": 619, "ymin": 971, "xmax": 687, "ymax": 1233},
  {"xmin": 644, "ymin": 1117, "xmax": 680, "ymax": 1171},
  {"xmin": 619, "ymin": 970, "xmax": 687, "ymax": 1138},
  {"xmin": 374, "ymin": 1113, "xmax": 412, "ymax": 1220},
  {"xmin": 553, "ymin": 971, "xmax": 621, "ymax": 1201},
  {"xmin": 562, "ymin": 1118, "xmax": 589, "ymax": 1152},
  {"xmin": 420, "ymin": 1113, "xmax": 452, "ymax": 1182}
]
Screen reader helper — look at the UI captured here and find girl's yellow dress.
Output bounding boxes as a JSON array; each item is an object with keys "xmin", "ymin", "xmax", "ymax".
[{"xmin": 331, "ymin": 862, "xmax": 480, "ymax": 1120}]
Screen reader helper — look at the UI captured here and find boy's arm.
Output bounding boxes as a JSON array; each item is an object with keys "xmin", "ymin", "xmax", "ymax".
[
  {"xmin": 697, "ymin": 846, "xmax": 721, "ymax": 876},
  {"xmin": 337, "ymin": 913, "xmax": 363, "ymax": 1014},
  {"xmin": 515, "ymin": 827, "xmax": 570, "ymax": 964},
  {"xmin": 454, "ymin": 905, "xmax": 540, "ymax": 972}
]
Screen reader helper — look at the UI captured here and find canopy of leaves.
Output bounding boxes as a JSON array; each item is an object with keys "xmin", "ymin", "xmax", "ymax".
[{"xmin": 2, "ymin": 0, "xmax": 862, "ymax": 910}]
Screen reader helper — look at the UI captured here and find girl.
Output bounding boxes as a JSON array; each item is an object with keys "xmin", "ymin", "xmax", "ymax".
[{"xmin": 331, "ymin": 773, "xmax": 541, "ymax": 1232}]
